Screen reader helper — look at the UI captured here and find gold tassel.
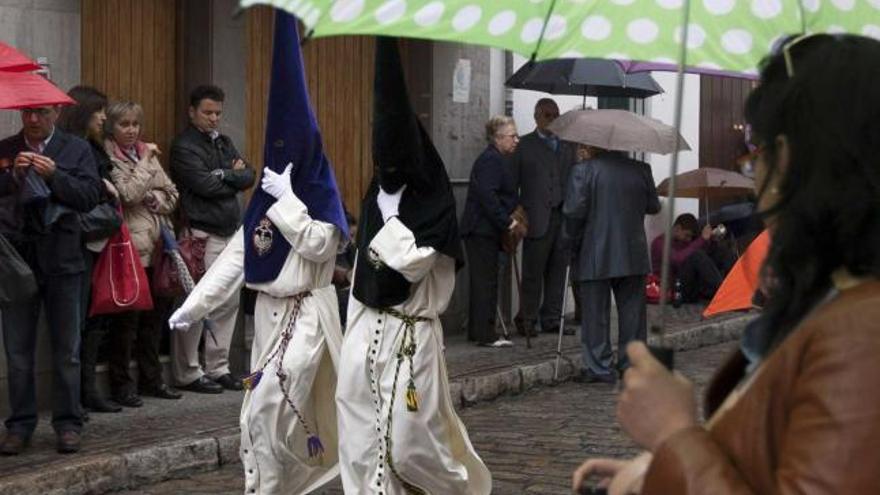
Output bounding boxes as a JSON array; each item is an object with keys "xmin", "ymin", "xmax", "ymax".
[
  {"xmin": 242, "ymin": 370, "xmax": 263, "ymax": 390},
  {"xmin": 405, "ymin": 382, "xmax": 419, "ymax": 412}
]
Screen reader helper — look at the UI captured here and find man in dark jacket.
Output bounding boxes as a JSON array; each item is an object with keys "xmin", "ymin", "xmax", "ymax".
[
  {"xmin": 511, "ymin": 99, "xmax": 577, "ymax": 337},
  {"xmin": 563, "ymin": 147, "xmax": 661, "ymax": 383},
  {"xmin": 0, "ymin": 105, "xmax": 102, "ymax": 455},
  {"xmin": 169, "ymin": 85, "xmax": 255, "ymax": 394}
]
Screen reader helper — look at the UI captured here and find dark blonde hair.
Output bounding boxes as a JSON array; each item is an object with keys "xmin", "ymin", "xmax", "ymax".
[
  {"xmin": 485, "ymin": 115, "xmax": 515, "ymax": 143},
  {"xmin": 103, "ymin": 101, "xmax": 144, "ymax": 137}
]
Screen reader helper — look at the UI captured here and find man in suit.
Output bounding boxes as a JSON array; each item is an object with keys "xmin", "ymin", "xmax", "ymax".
[
  {"xmin": 511, "ymin": 98, "xmax": 576, "ymax": 336},
  {"xmin": 563, "ymin": 146, "xmax": 661, "ymax": 383},
  {"xmin": 0, "ymin": 105, "xmax": 103, "ymax": 454}
]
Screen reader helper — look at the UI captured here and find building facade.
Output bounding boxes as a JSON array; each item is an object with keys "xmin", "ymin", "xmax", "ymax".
[{"xmin": 0, "ymin": 0, "xmax": 752, "ymax": 413}]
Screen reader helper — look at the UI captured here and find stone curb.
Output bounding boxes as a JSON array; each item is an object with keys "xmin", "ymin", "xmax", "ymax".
[
  {"xmin": 0, "ymin": 314, "xmax": 752, "ymax": 495},
  {"xmin": 449, "ymin": 313, "xmax": 754, "ymax": 408}
]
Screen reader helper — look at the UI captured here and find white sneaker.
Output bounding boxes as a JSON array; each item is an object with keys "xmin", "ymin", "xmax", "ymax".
[{"xmin": 494, "ymin": 338, "xmax": 514, "ymax": 347}]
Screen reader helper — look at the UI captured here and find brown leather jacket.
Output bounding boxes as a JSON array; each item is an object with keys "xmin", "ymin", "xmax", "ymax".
[{"xmin": 643, "ymin": 279, "xmax": 880, "ymax": 494}]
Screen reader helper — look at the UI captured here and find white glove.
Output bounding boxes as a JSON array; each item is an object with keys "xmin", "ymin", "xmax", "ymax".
[
  {"xmin": 261, "ymin": 162, "xmax": 294, "ymax": 200},
  {"xmin": 377, "ymin": 184, "xmax": 406, "ymax": 223},
  {"xmin": 168, "ymin": 309, "xmax": 193, "ymax": 332}
]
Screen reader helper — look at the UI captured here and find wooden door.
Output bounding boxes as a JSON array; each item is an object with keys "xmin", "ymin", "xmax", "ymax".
[
  {"xmin": 81, "ymin": 0, "xmax": 179, "ymax": 159},
  {"xmin": 699, "ymin": 75, "xmax": 755, "ymax": 172}
]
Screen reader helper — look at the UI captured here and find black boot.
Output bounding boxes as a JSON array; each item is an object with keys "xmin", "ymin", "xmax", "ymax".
[{"xmin": 81, "ymin": 317, "xmax": 122, "ymax": 413}]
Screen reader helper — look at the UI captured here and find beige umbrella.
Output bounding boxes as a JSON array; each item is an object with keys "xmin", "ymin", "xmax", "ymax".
[
  {"xmin": 657, "ymin": 167, "xmax": 754, "ymax": 219},
  {"xmin": 657, "ymin": 167, "xmax": 754, "ymax": 198},
  {"xmin": 548, "ymin": 109, "xmax": 690, "ymax": 155}
]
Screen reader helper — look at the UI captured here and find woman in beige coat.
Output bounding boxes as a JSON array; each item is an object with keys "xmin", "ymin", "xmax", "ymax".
[
  {"xmin": 104, "ymin": 101, "xmax": 181, "ymax": 407},
  {"xmin": 573, "ymin": 34, "xmax": 880, "ymax": 495}
]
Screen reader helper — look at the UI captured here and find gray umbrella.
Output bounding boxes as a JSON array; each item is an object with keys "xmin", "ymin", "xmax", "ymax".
[
  {"xmin": 506, "ymin": 58, "xmax": 663, "ymax": 102},
  {"xmin": 548, "ymin": 109, "xmax": 690, "ymax": 155}
]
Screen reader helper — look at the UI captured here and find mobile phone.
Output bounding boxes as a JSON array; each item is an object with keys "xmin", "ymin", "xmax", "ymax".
[
  {"xmin": 648, "ymin": 344, "xmax": 675, "ymax": 370},
  {"xmin": 578, "ymin": 486, "xmax": 608, "ymax": 495}
]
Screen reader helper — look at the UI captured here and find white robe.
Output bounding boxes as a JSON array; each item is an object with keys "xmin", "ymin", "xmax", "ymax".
[
  {"xmin": 174, "ymin": 192, "xmax": 342, "ymax": 495},
  {"xmin": 337, "ymin": 218, "xmax": 492, "ymax": 494}
]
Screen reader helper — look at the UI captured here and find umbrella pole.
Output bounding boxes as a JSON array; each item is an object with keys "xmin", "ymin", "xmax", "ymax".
[
  {"xmin": 654, "ymin": 0, "xmax": 692, "ymax": 370},
  {"xmin": 553, "ymin": 265, "xmax": 571, "ymax": 381},
  {"xmin": 704, "ymin": 190, "xmax": 710, "ymax": 223}
]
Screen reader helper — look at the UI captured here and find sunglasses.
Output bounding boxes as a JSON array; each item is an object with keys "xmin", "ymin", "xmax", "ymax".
[{"xmin": 778, "ymin": 32, "xmax": 843, "ymax": 78}]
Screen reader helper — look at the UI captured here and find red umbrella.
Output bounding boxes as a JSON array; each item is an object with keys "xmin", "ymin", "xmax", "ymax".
[
  {"xmin": 0, "ymin": 42, "xmax": 40, "ymax": 72},
  {"xmin": 0, "ymin": 72, "xmax": 73, "ymax": 110},
  {"xmin": 0, "ymin": 42, "xmax": 73, "ymax": 110}
]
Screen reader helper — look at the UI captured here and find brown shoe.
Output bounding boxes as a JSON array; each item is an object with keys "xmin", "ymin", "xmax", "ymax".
[
  {"xmin": 56, "ymin": 430, "xmax": 81, "ymax": 454},
  {"xmin": 0, "ymin": 432, "xmax": 29, "ymax": 456}
]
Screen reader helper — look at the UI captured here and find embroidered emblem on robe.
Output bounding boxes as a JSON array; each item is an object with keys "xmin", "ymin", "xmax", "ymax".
[{"xmin": 253, "ymin": 217, "xmax": 275, "ymax": 257}]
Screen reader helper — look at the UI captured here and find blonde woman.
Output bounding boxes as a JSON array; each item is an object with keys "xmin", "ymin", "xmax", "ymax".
[
  {"xmin": 460, "ymin": 116, "xmax": 522, "ymax": 347},
  {"xmin": 104, "ymin": 101, "xmax": 180, "ymax": 406}
]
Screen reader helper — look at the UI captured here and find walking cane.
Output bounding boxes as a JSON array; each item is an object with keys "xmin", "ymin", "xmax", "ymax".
[
  {"xmin": 512, "ymin": 249, "xmax": 531, "ymax": 349},
  {"xmin": 553, "ymin": 265, "xmax": 571, "ymax": 381},
  {"xmin": 496, "ymin": 305, "xmax": 511, "ymax": 341}
]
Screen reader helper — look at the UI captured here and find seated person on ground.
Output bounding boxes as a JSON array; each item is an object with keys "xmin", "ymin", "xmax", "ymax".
[{"xmin": 650, "ymin": 213, "xmax": 735, "ymax": 303}]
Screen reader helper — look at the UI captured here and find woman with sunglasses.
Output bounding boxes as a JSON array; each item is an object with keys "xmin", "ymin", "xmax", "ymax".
[{"xmin": 573, "ymin": 33, "xmax": 880, "ymax": 495}]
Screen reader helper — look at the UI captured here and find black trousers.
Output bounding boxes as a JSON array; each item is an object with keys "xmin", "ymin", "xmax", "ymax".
[
  {"xmin": 679, "ymin": 250, "xmax": 723, "ymax": 302},
  {"xmin": 578, "ymin": 275, "xmax": 647, "ymax": 375},
  {"xmin": 3, "ymin": 273, "xmax": 84, "ymax": 435},
  {"xmin": 107, "ymin": 267, "xmax": 171, "ymax": 396},
  {"xmin": 466, "ymin": 235, "xmax": 502, "ymax": 344},
  {"xmin": 79, "ymin": 249, "xmax": 111, "ymax": 401},
  {"xmin": 517, "ymin": 208, "xmax": 567, "ymax": 330}
]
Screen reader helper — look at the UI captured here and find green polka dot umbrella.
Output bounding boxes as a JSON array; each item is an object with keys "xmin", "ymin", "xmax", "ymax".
[{"xmin": 239, "ymin": 0, "xmax": 880, "ymax": 76}]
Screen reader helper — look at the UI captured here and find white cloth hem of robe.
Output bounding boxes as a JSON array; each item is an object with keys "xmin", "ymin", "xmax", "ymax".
[
  {"xmin": 175, "ymin": 191, "xmax": 342, "ymax": 495},
  {"xmin": 337, "ymin": 217, "xmax": 492, "ymax": 494}
]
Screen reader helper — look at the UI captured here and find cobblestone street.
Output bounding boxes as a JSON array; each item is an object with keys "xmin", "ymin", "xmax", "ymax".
[{"xmin": 122, "ymin": 341, "xmax": 736, "ymax": 495}]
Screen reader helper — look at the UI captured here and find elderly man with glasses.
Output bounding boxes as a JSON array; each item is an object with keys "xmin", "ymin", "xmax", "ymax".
[
  {"xmin": 510, "ymin": 98, "xmax": 577, "ymax": 338},
  {"xmin": 0, "ymin": 105, "xmax": 103, "ymax": 455}
]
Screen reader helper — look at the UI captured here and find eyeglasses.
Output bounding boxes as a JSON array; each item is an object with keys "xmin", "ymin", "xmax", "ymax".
[
  {"xmin": 21, "ymin": 108, "xmax": 53, "ymax": 117},
  {"xmin": 500, "ymin": 133, "xmax": 519, "ymax": 138}
]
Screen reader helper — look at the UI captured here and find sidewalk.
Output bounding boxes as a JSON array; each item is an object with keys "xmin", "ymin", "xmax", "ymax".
[{"xmin": 0, "ymin": 306, "xmax": 753, "ymax": 495}]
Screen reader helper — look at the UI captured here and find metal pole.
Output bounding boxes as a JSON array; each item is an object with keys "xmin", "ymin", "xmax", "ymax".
[
  {"xmin": 512, "ymin": 249, "xmax": 531, "ymax": 349},
  {"xmin": 656, "ymin": 0, "xmax": 692, "ymax": 342},
  {"xmin": 496, "ymin": 305, "xmax": 511, "ymax": 341},
  {"xmin": 554, "ymin": 265, "xmax": 571, "ymax": 381},
  {"xmin": 704, "ymin": 190, "xmax": 710, "ymax": 223}
]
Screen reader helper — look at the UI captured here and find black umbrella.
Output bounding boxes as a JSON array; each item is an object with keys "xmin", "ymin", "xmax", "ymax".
[{"xmin": 506, "ymin": 58, "xmax": 663, "ymax": 103}]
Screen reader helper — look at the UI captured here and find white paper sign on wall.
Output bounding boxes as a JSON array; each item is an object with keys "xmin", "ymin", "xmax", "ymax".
[{"xmin": 452, "ymin": 58, "xmax": 471, "ymax": 104}]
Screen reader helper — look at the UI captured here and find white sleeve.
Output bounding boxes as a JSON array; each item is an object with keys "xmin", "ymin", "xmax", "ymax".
[
  {"xmin": 266, "ymin": 192, "xmax": 339, "ymax": 263},
  {"xmin": 177, "ymin": 228, "xmax": 245, "ymax": 322},
  {"xmin": 368, "ymin": 217, "xmax": 438, "ymax": 283}
]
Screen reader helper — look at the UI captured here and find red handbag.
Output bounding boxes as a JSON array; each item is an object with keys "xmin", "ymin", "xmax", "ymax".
[
  {"xmin": 152, "ymin": 226, "xmax": 206, "ymax": 297},
  {"xmin": 89, "ymin": 221, "xmax": 154, "ymax": 316}
]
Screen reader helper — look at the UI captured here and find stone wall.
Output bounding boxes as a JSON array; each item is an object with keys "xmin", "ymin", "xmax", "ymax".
[
  {"xmin": 0, "ymin": 0, "xmax": 81, "ymax": 137},
  {"xmin": 431, "ymin": 42, "xmax": 496, "ymax": 334}
]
